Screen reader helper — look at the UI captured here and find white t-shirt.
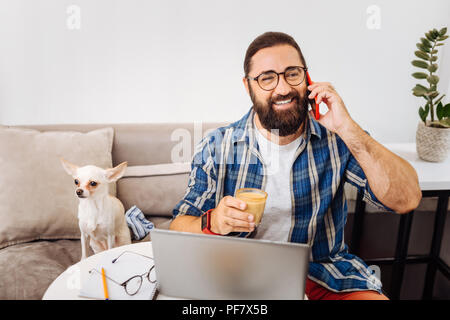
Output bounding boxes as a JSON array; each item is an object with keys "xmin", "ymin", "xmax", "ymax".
[{"xmin": 253, "ymin": 119, "xmax": 302, "ymax": 241}]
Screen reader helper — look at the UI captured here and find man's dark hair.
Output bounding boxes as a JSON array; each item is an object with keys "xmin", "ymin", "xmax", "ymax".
[{"xmin": 244, "ymin": 31, "xmax": 307, "ymax": 77}]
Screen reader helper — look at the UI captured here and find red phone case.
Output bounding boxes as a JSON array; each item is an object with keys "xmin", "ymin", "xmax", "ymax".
[{"xmin": 306, "ymin": 71, "xmax": 320, "ymax": 120}]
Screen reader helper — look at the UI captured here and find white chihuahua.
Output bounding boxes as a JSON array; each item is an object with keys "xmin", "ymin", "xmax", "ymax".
[{"xmin": 61, "ymin": 158, "xmax": 131, "ymax": 260}]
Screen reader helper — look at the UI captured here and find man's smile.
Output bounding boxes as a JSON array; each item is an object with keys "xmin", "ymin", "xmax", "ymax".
[{"xmin": 272, "ymin": 97, "xmax": 296, "ymax": 111}]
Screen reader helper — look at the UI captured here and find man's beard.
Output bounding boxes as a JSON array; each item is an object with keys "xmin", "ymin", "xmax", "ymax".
[{"xmin": 250, "ymin": 85, "xmax": 309, "ymax": 137}]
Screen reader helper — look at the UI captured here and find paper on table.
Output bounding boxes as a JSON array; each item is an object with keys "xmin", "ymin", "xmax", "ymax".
[{"xmin": 79, "ymin": 251, "xmax": 157, "ymax": 300}]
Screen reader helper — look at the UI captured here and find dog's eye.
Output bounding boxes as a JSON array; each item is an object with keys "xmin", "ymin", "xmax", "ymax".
[
  {"xmin": 74, "ymin": 179, "xmax": 79, "ymax": 185},
  {"xmin": 90, "ymin": 181, "xmax": 97, "ymax": 187}
]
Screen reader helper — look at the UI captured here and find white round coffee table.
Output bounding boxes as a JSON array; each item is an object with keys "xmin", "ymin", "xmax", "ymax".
[
  {"xmin": 44, "ymin": 240, "xmax": 307, "ymax": 300},
  {"xmin": 42, "ymin": 241, "xmax": 176, "ymax": 300}
]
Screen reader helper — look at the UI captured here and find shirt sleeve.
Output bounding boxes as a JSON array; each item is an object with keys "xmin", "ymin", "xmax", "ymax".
[
  {"xmin": 344, "ymin": 146, "xmax": 395, "ymax": 213},
  {"xmin": 172, "ymin": 134, "xmax": 218, "ymax": 218}
]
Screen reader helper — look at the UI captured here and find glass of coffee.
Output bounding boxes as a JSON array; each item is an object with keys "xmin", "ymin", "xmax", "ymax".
[{"xmin": 235, "ymin": 188, "xmax": 268, "ymax": 226}]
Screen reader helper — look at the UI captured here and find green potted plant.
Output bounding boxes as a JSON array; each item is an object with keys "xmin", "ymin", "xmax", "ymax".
[{"xmin": 412, "ymin": 27, "xmax": 450, "ymax": 162}]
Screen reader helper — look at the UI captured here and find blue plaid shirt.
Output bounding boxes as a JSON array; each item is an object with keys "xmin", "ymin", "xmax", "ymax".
[{"xmin": 173, "ymin": 107, "xmax": 393, "ymax": 293}]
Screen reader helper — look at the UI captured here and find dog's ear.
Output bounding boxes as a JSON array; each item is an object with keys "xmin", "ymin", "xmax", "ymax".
[
  {"xmin": 105, "ymin": 161, "xmax": 128, "ymax": 183},
  {"xmin": 60, "ymin": 158, "xmax": 79, "ymax": 176}
]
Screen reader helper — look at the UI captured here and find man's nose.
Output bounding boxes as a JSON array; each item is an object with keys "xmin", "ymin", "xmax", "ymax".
[
  {"xmin": 273, "ymin": 74, "xmax": 292, "ymax": 96},
  {"xmin": 76, "ymin": 189, "xmax": 83, "ymax": 196}
]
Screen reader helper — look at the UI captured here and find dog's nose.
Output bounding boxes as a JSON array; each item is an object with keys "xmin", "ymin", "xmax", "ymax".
[{"xmin": 76, "ymin": 189, "xmax": 84, "ymax": 196}]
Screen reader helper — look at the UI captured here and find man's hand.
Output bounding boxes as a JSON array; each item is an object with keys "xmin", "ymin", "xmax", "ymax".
[
  {"xmin": 308, "ymin": 83, "xmax": 422, "ymax": 213},
  {"xmin": 210, "ymin": 196, "xmax": 255, "ymax": 235},
  {"xmin": 308, "ymin": 82, "xmax": 354, "ymax": 135}
]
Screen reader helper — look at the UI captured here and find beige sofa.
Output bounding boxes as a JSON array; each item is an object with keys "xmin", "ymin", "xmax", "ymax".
[{"xmin": 0, "ymin": 122, "xmax": 224, "ymax": 300}]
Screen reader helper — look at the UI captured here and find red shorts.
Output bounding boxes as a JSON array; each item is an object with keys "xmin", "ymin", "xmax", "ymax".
[{"xmin": 305, "ymin": 279, "xmax": 389, "ymax": 300}]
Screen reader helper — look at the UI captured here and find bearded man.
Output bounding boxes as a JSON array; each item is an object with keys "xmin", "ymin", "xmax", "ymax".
[{"xmin": 170, "ymin": 31, "xmax": 421, "ymax": 300}]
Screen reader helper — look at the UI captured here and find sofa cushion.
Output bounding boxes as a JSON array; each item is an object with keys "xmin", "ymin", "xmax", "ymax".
[
  {"xmin": 0, "ymin": 240, "xmax": 90, "ymax": 299},
  {"xmin": 118, "ymin": 162, "xmax": 190, "ymax": 217},
  {"xmin": 0, "ymin": 126, "xmax": 114, "ymax": 249}
]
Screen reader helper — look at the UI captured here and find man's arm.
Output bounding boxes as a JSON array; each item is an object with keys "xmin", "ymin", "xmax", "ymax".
[
  {"xmin": 337, "ymin": 120, "xmax": 422, "ymax": 213},
  {"xmin": 170, "ymin": 134, "xmax": 255, "ymax": 234},
  {"xmin": 170, "ymin": 196, "xmax": 255, "ymax": 234},
  {"xmin": 307, "ymin": 82, "xmax": 422, "ymax": 214},
  {"xmin": 170, "ymin": 134, "xmax": 218, "ymax": 233},
  {"xmin": 169, "ymin": 214, "xmax": 203, "ymax": 233}
]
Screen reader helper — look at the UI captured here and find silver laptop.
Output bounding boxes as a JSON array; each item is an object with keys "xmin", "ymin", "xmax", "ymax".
[{"xmin": 150, "ymin": 229, "xmax": 310, "ymax": 300}]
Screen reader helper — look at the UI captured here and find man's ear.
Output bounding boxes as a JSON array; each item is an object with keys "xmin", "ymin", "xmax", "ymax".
[
  {"xmin": 105, "ymin": 161, "xmax": 128, "ymax": 183},
  {"xmin": 60, "ymin": 158, "xmax": 78, "ymax": 176},
  {"xmin": 242, "ymin": 76, "xmax": 250, "ymax": 96}
]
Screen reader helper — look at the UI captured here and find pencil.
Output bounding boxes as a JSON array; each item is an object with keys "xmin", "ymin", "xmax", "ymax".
[{"xmin": 101, "ymin": 267, "xmax": 109, "ymax": 300}]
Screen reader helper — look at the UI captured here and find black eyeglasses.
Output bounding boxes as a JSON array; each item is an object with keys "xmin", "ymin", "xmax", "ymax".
[
  {"xmin": 89, "ymin": 251, "xmax": 156, "ymax": 296},
  {"xmin": 247, "ymin": 66, "xmax": 307, "ymax": 91}
]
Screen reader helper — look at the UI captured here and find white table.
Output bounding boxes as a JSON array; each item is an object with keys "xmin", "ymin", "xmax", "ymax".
[
  {"xmin": 42, "ymin": 242, "xmax": 176, "ymax": 300},
  {"xmin": 351, "ymin": 142, "xmax": 450, "ymax": 300},
  {"xmin": 384, "ymin": 143, "xmax": 450, "ymax": 190},
  {"xmin": 43, "ymin": 241, "xmax": 308, "ymax": 300}
]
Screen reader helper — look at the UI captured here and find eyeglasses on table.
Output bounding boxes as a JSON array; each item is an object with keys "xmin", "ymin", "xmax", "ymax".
[{"xmin": 89, "ymin": 250, "xmax": 156, "ymax": 296}]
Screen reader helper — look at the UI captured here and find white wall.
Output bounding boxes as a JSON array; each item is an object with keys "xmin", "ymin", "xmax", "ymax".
[{"xmin": 0, "ymin": 0, "xmax": 449, "ymax": 143}]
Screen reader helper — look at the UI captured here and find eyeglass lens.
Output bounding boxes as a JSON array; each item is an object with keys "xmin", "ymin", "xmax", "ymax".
[
  {"xmin": 125, "ymin": 276, "xmax": 143, "ymax": 295},
  {"xmin": 125, "ymin": 265, "xmax": 157, "ymax": 295},
  {"xmin": 147, "ymin": 265, "xmax": 157, "ymax": 283}
]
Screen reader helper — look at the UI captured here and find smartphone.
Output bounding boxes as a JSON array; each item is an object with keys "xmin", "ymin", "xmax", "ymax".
[{"xmin": 306, "ymin": 71, "xmax": 320, "ymax": 120}]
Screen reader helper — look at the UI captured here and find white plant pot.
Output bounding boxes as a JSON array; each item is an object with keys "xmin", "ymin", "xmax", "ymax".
[{"xmin": 416, "ymin": 121, "xmax": 450, "ymax": 162}]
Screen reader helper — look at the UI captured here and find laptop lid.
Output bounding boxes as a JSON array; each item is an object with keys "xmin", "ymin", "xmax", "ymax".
[{"xmin": 150, "ymin": 229, "xmax": 310, "ymax": 300}]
